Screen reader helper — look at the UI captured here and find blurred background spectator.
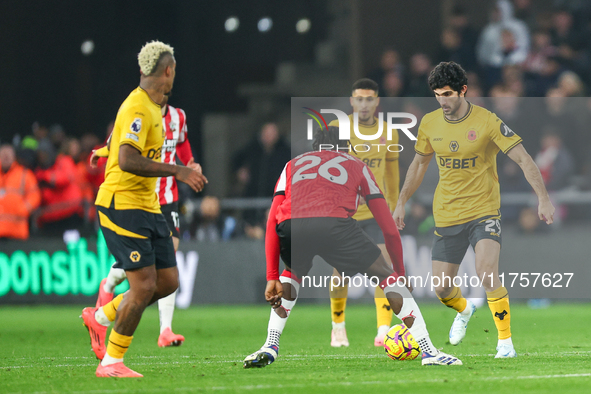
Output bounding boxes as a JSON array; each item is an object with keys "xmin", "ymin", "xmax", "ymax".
[
  {"xmin": 406, "ymin": 53, "xmax": 433, "ymax": 97},
  {"xmin": 535, "ymin": 130, "xmax": 575, "ymax": 192},
  {"xmin": 513, "ymin": 0, "xmax": 538, "ymax": 31},
  {"xmin": 190, "ymin": 196, "xmax": 224, "ymax": 242},
  {"xmin": 232, "ymin": 122, "xmax": 290, "ymax": 238},
  {"xmin": 34, "ymin": 141, "xmax": 84, "ymax": 232},
  {"xmin": 382, "ymin": 70, "xmax": 405, "ymax": 97},
  {"xmin": 0, "ymin": 144, "xmax": 40, "ymax": 240},
  {"xmin": 402, "ymin": 200, "xmax": 435, "ymax": 237},
  {"xmin": 368, "ymin": 48, "xmax": 406, "ymax": 94},
  {"xmin": 439, "ymin": 5, "xmax": 479, "ymax": 73},
  {"xmin": 477, "ymin": 0, "xmax": 530, "ymax": 89},
  {"xmin": 3, "ymin": 0, "xmax": 591, "ymax": 239}
]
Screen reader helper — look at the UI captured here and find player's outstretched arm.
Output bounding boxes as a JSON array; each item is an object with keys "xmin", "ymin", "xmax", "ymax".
[
  {"xmin": 119, "ymin": 144, "xmax": 208, "ymax": 193},
  {"xmin": 507, "ymin": 143, "xmax": 555, "ymax": 224},
  {"xmin": 264, "ymin": 194, "xmax": 286, "ymax": 308},
  {"xmin": 367, "ymin": 197, "xmax": 405, "ymax": 277},
  {"xmin": 89, "ymin": 146, "xmax": 109, "ymax": 168},
  {"xmin": 392, "ymin": 153, "xmax": 432, "ymax": 230}
]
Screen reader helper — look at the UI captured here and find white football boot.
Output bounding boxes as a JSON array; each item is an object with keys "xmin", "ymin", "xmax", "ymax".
[
  {"xmin": 243, "ymin": 345, "xmax": 279, "ymax": 368},
  {"xmin": 331, "ymin": 327, "xmax": 349, "ymax": 347},
  {"xmin": 449, "ymin": 300, "xmax": 476, "ymax": 345},
  {"xmin": 421, "ymin": 351, "xmax": 463, "ymax": 366},
  {"xmin": 495, "ymin": 343, "xmax": 517, "ymax": 358}
]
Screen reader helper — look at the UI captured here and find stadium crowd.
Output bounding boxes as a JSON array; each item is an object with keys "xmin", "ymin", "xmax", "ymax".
[
  {"xmin": 366, "ymin": 0, "xmax": 591, "ymax": 231},
  {"xmin": 2, "ymin": 0, "xmax": 590, "ymax": 241},
  {"xmin": 0, "ymin": 123, "xmax": 107, "ymax": 240}
]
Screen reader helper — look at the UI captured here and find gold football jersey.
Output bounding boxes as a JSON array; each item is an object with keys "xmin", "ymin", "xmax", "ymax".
[
  {"xmin": 415, "ymin": 103, "xmax": 522, "ymax": 227},
  {"xmin": 96, "ymin": 87, "xmax": 164, "ymax": 213},
  {"xmin": 329, "ymin": 114, "xmax": 399, "ymax": 221}
]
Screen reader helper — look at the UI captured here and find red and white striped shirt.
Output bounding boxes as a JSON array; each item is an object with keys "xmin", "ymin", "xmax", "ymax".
[{"xmin": 156, "ymin": 105, "xmax": 193, "ymax": 205}]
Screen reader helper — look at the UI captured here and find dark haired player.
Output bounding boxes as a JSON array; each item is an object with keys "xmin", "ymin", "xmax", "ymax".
[
  {"xmin": 327, "ymin": 78, "xmax": 401, "ymax": 347},
  {"xmin": 393, "ymin": 61, "xmax": 555, "ymax": 358},
  {"xmin": 243, "ymin": 126, "xmax": 461, "ymax": 368}
]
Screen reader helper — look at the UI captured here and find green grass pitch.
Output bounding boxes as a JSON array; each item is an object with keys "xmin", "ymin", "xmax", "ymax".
[{"xmin": 1, "ymin": 303, "xmax": 590, "ymax": 393}]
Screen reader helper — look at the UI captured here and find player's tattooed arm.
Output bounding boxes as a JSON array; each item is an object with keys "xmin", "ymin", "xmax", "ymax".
[
  {"xmin": 507, "ymin": 143, "xmax": 555, "ymax": 224},
  {"xmin": 392, "ymin": 153, "xmax": 432, "ymax": 230},
  {"xmin": 119, "ymin": 144, "xmax": 208, "ymax": 192}
]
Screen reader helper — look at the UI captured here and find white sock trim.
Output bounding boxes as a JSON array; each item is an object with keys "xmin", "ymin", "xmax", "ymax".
[
  {"xmin": 384, "ymin": 281, "xmax": 438, "ymax": 355},
  {"xmin": 332, "ymin": 321, "xmax": 346, "ymax": 330},
  {"xmin": 95, "ymin": 307, "xmax": 112, "ymax": 327},
  {"xmin": 498, "ymin": 337, "xmax": 513, "ymax": 347},
  {"xmin": 377, "ymin": 325, "xmax": 390, "ymax": 336},
  {"xmin": 263, "ymin": 276, "xmax": 299, "ymax": 348},
  {"xmin": 101, "ymin": 353, "xmax": 123, "ymax": 366},
  {"xmin": 158, "ymin": 291, "xmax": 177, "ymax": 334},
  {"xmin": 460, "ymin": 299, "xmax": 474, "ymax": 316},
  {"xmin": 279, "ymin": 275, "xmax": 300, "ymax": 295},
  {"xmin": 105, "ymin": 267, "xmax": 126, "ymax": 293}
]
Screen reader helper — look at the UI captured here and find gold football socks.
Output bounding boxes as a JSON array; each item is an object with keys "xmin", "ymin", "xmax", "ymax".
[
  {"xmin": 438, "ymin": 286, "xmax": 468, "ymax": 313},
  {"xmin": 103, "ymin": 293, "xmax": 124, "ymax": 322},
  {"xmin": 101, "ymin": 329, "xmax": 133, "ymax": 366},
  {"xmin": 374, "ymin": 286, "xmax": 393, "ymax": 328},
  {"xmin": 486, "ymin": 286, "xmax": 511, "ymax": 339}
]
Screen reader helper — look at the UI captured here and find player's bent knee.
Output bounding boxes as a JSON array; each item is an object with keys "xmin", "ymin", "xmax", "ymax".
[
  {"xmin": 282, "ymin": 283, "xmax": 297, "ymax": 301},
  {"xmin": 155, "ymin": 275, "xmax": 178, "ymax": 299},
  {"xmin": 434, "ymin": 285, "xmax": 453, "ymax": 298},
  {"xmin": 129, "ymin": 277, "xmax": 158, "ymax": 299},
  {"xmin": 163, "ymin": 280, "xmax": 179, "ymax": 298},
  {"xmin": 280, "ymin": 270, "xmax": 300, "ymax": 301}
]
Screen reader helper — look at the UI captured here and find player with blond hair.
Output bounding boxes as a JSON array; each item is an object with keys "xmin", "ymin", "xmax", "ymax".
[
  {"xmin": 90, "ymin": 90, "xmax": 199, "ymax": 348},
  {"xmin": 81, "ymin": 40, "xmax": 207, "ymax": 378}
]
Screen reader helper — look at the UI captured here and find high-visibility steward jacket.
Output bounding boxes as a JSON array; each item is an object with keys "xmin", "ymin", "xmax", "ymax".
[
  {"xmin": 0, "ymin": 162, "xmax": 41, "ymax": 239},
  {"xmin": 35, "ymin": 154, "xmax": 83, "ymax": 226}
]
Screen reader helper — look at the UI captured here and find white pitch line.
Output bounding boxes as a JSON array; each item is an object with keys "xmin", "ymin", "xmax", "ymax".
[
  {"xmin": 9, "ymin": 373, "xmax": 591, "ymax": 394},
  {"xmin": 2, "ymin": 350, "xmax": 591, "ymax": 369}
]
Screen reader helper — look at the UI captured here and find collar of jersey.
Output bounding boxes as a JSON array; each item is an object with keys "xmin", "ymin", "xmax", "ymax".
[
  {"xmin": 355, "ymin": 117, "xmax": 378, "ymax": 128},
  {"xmin": 443, "ymin": 101, "xmax": 472, "ymax": 124},
  {"xmin": 137, "ymin": 86, "xmax": 162, "ymax": 108}
]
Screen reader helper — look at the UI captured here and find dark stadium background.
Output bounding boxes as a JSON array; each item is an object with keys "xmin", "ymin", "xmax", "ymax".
[
  {"xmin": 3, "ymin": 2, "xmax": 591, "ymax": 391},
  {"xmin": 0, "ymin": 0, "xmax": 329, "ymax": 161},
  {"xmin": 0, "ymin": 0, "xmax": 557, "ymax": 154},
  {"xmin": 1, "ymin": 0, "xmax": 590, "ymax": 303}
]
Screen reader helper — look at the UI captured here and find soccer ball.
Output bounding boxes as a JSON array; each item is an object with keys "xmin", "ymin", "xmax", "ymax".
[{"xmin": 383, "ymin": 324, "xmax": 421, "ymax": 361}]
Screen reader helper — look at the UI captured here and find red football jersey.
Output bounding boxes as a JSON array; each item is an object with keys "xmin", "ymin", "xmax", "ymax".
[
  {"xmin": 155, "ymin": 105, "xmax": 193, "ymax": 205},
  {"xmin": 273, "ymin": 150, "xmax": 383, "ymax": 222}
]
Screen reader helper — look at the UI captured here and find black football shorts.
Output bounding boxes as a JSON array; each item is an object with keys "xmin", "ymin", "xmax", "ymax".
[
  {"xmin": 276, "ymin": 217, "xmax": 382, "ymax": 278},
  {"xmin": 97, "ymin": 206, "xmax": 176, "ymax": 271},
  {"xmin": 161, "ymin": 202, "xmax": 180, "ymax": 238},
  {"xmin": 357, "ymin": 217, "xmax": 385, "ymax": 244},
  {"xmin": 431, "ymin": 214, "xmax": 502, "ymax": 265}
]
